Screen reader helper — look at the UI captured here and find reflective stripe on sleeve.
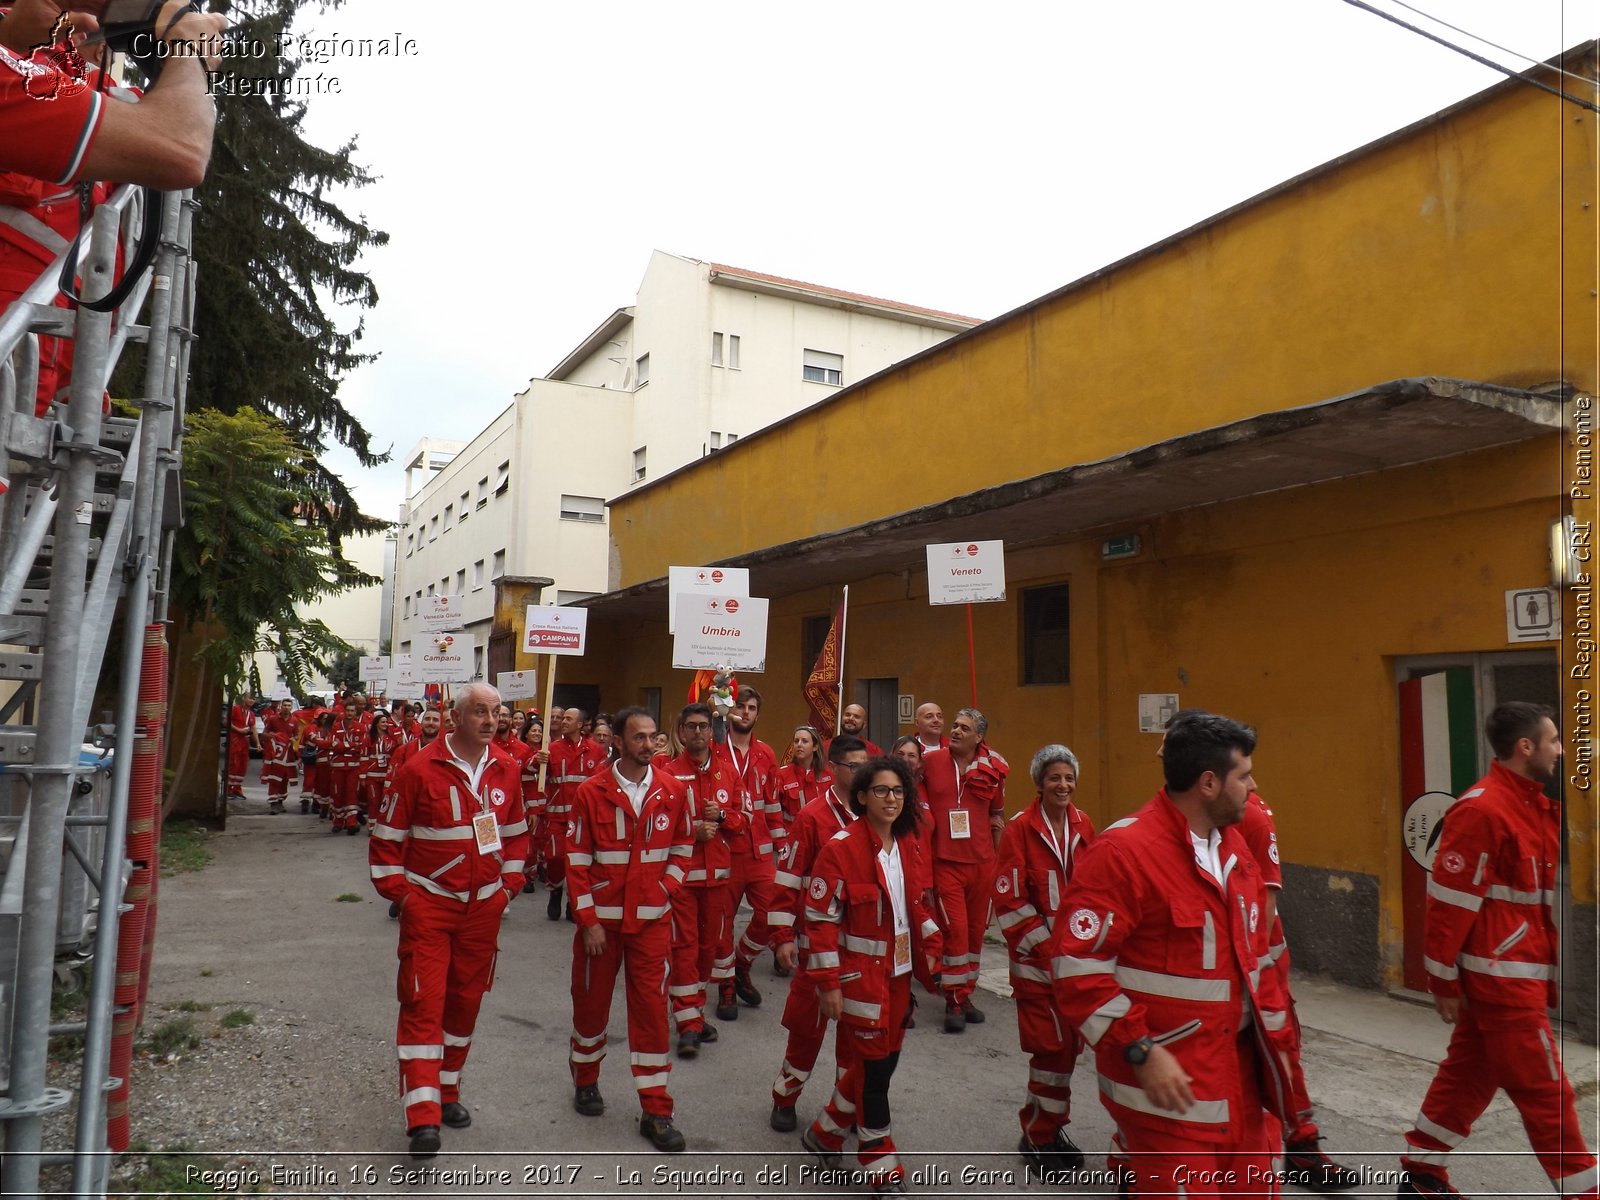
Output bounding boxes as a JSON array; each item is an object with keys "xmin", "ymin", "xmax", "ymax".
[
  {"xmin": 1099, "ymin": 1075, "xmax": 1229, "ymax": 1124},
  {"xmin": 1427, "ymin": 878, "xmax": 1484, "ymax": 911},
  {"xmin": 1115, "ymin": 965, "xmax": 1232, "ymax": 1003},
  {"xmin": 1457, "ymin": 954, "xmax": 1556, "ymax": 980}
]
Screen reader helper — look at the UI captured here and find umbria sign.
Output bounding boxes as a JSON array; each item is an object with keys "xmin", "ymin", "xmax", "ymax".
[{"xmin": 671, "ymin": 594, "xmax": 769, "ymax": 672}]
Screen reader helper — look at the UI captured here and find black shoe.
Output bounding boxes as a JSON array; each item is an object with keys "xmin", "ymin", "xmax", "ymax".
[
  {"xmin": 676, "ymin": 1029, "xmax": 700, "ymax": 1059},
  {"xmin": 565, "ymin": 902, "xmax": 573, "ymax": 922},
  {"xmin": 715, "ymin": 984, "xmax": 738, "ymax": 1022},
  {"xmin": 299, "ymin": 798, "xmax": 310, "ymax": 813},
  {"xmin": 345, "ymin": 825, "xmax": 358, "ymax": 835},
  {"xmin": 639, "ymin": 1113, "xmax": 686, "ymax": 1152},
  {"xmin": 1397, "ymin": 1169, "xmax": 1467, "ymax": 1198},
  {"xmin": 572, "ymin": 1085, "xmax": 604, "ymax": 1117},
  {"xmin": 1284, "ymin": 1139, "xmax": 1361, "ymax": 1191},
  {"xmin": 407, "ymin": 1125, "xmax": 441, "ymax": 1159},
  {"xmin": 943, "ymin": 1000, "xmax": 966, "ymax": 1033},
  {"xmin": 960, "ymin": 997, "xmax": 985, "ymax": 1024},
  {"xmin": 1019, "ymin": 1130, "xmax": 1086, "ymax": 1178},
  {"xmin": 698, "ymin": 1020, "xmax": 718, "ymax": 1044},
  {"xmin": 733, "ymin": 966, "xmax": 762, "ymax": 1007},
  {"xmin": 388, "ymin": 901, "xmax": 400, "ymax": 919},
  {"xmin": 440, "ymin": 1101, "xmax": 471, "ymax": 1129},
  {"xmin": 801, "ymin": 1125, "xmax": 842, "ymax": 1167},
  {"xmin": 547, "ymin": 885, "xmax": 563, "ymax": 921},
  {"xmin": 770, "ymin": 1103, "xmax": 798, "ymax": 1133}
]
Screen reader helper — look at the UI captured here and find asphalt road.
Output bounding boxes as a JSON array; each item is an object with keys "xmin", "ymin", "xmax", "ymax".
[{"xmin": 143, "ymin": 775, "xmax": 1593, "ymax": 1199}]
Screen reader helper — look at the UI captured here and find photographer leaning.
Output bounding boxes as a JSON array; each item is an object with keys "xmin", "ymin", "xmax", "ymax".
[{"xmin": 0, "ymin": 0, "xmax": 227, "ymax": 188}]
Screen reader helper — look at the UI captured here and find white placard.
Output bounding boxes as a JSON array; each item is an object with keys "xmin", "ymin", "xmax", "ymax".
[
  {"xmin": 496, "ymin": 670, "xmax": 538, "ymax": 700},
  {"xmin": 667, "ymin": 565, "xmax": 751, "ymax": 634},
  {"xmin": 1138, "ymin": 693, "xmax": 1180, "ymax": 734},
  {"xmin": 925, "ymin": 539, "xmax": 1007, "ymax": 605},
  {"xmin": 269, "ymin": 682, "xmax": 291, "ymax": 702},
  {"xmin": 418, "ymin": 594, "xmax": 464, "ymax": 632},
  {"xmin": 524, "ymin": 606, "xmax": 589, "ymax": 656},
  {"xmin": 418, "ymin": 632, "xmax": 475, "ymax": 683},
  {"xmin": 358, "ymin": 655, "xmax": 389, "ymax": 682},
  {"xmin": 671, "ymin": 594, "xmax": 769, "ymax": 672},
  {"xmin": 1505, "ymin": 587, "xmax": 1559, "ymax": 644}
]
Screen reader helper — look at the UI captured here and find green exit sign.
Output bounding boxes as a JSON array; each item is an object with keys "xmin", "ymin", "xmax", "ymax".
[{"xmin": 1101, "ymin": 534, "xmax": 1141, "ymax": 560}]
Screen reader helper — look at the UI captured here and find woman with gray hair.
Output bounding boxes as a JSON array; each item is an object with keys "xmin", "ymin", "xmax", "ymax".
[{"xmin": 992, "ymin": 743, "xmax": 1096, "ymax": 1180}]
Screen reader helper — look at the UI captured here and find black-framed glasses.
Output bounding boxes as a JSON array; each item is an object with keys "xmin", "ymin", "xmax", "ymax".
[
  {"xmin": 867, "ymin": 785, "xmax": 906, "ymax": 799},
  {"xmin": 682, "ymin": 721, "xmax": 712, "ymax": 732}
]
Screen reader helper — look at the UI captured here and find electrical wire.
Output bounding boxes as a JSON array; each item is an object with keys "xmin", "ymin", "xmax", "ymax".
[
  {"xmin": 1385, "ymin": 0, "xmax": 1594, "ymax": 86},
  {"xmin": 1337, "ymin": 0, "xmax": 1600, "ymax": 115}
]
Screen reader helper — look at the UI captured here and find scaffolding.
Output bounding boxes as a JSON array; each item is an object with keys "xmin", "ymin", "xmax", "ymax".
[{"xmin": 0, "ymin": 184, "xmax": 196, "ymax": 1198}]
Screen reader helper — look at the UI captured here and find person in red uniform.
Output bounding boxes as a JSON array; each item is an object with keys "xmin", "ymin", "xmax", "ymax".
[
  {"xmin": 543, "ymin": 707, "xmax": 606, "ymax": 921},
  {"xmin": 912, "ymin": 703, "xmax": 948, "ymax": 754},
  {"xmin": 259, "ymin": 699, "xmax": 296, "ymax": 814},
  {"xmin": 714, "ymin": 686, "xmax": 782, "ymax": 1018},
  {"xmin": 1050, "ymin": 712, "xmax": 1294, "ymax": 1198},
  {"xmin": 304, "ymin": 710, "xmax": 335, "ymax": 818},
  {"xmin": 825, "ymin": 704, "xmax": 883, "ymax": 759},
  {"xmin": 1399, "ymin": 702, "xmax": 1595, "ymax": 1200},
  {"xmin": 519, "ymin": 713, "xmax": 545, "ymax": 893},
  {"xmin": 0, "ymin": 1, "xmax": 225, "ymax": 189},
  {"xmin": 922, "ymin": 706, "xmax": 1008, "ymax": 1032},
  {"xmin": 565, "ymin": 707, "xmax": 694, "ymax": 1152},
  {"xmin": 890, "ymin": 734, "xmax": 941, "ymax": 1004},
  {"xmin": 800, "ymin": 755, "xmax": 941, "ymax": 1195},
  {"xmin": 492, "ymin": 704, "xmax": 533, "ymax": 796},
  {"xmin": 767, "ymin": 736, "xmax": 868, "ymax": 1133},
  {"xmin": 368, "ymin": 683, "xmax": 529, "ymax": 1159},
  {"xmin": 993, "ymin": 743, "xmax": 1096, "ymax": 1178},
  {"xmin": 773, "ymin": 725, "xmax": 829, "ymax": 847},
  {"xmin": 359, "ymin": 710, "xmax": 401, "ymax": 827},
  {"xmin": 662, "ymin": 703, "xmax": 737, "ymax": 1056},
  {"xmin": 328, "ymin": 700, "xmax": 366, "ymax": 833},
  {"xmin": 225, "ymin": 693, "xmax": 253, "ymax": 798}
]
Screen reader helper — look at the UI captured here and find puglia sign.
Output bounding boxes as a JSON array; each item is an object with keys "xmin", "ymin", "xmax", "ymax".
[
  {"xmin": 925, "ymin": 539, "xmax": 1007, "ymax": 605},
  {"xmin": 671, "ymin": 594, "xmax": 769, "ymax": 672}
]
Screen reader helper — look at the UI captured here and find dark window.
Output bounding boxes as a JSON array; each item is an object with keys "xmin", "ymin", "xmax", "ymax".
[
  {"xmin": 1020, "ymin": 583, "xmax": 1070, "ymax": 685},
  {"xmin": 802, "ymin": 614, "xmax": 832, "ymax": 672}
]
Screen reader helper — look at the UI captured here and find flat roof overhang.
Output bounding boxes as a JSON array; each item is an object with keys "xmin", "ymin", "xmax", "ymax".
[{"xmin": 581, "ymin": 378, "xmax": 1566, "ymax": 621}]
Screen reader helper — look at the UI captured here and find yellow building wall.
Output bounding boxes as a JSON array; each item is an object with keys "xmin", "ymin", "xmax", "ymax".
[{"xmin": 611, "ymin": 73, "xmax": 1593, "ymax": 583}]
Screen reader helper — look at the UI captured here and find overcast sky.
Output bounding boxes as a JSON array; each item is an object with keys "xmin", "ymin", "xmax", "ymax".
[{"xmin": 287, "ymin": 0, "xmax": 1594, "ymax": 524}]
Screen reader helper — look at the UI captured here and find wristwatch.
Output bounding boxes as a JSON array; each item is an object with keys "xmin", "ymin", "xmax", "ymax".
[{"xmin": 1123, "ymin": 1036, "xmax": 1154, "ymax": 1066}]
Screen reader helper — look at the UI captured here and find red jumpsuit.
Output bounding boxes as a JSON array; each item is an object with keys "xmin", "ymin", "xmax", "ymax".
[
  {"xmin": 662, "ymin": 750, "xmax": 738, "ymax": 1035},
  {"xmin": 359, "ymin": 727, "xmax": 401, "ymax": 823},
  {"xmin": 922, "ymin": 743, "xmax": 1009, "ymax": 1004},
  {"xmin": 368, "ymin": 737, "xmax": 528, "ymax": 1132},
  {"xmin": 716, "ymin": 737, "xmax": 782, "ymax": 982},
  {"xmin": 769, "ymin": 787, "xmax": 857, "ymax": 1114},
  {"xmin": 544, "ymin": 736, "xmax": 606, "ymax": 890},
  {"xmin": 303, "ymin": 724, "xmax": 334, "ymax": 813},
  {"xmin": 328, "ymin": 720, "xmax": 364, "ymax": 831},
  {"xmin": 565, "ymin": 765, "xmax": 693, "ymax": 1117},
  {"xmin": 258, "ymin": 711, "xmax": 296, "ymax": 807},
  {"xmin": 1402, "ymin": 761, "xmax": 1596, "ymax": 1197},
  {"xmin": 772, "ymin": 763, "xmax": 829, "ymax": 848},
  {"xmin": 1050, "ymin": 789, "xmax": 1293, "ymax": 1198},
  {"xmin": 804, "ymin": 818, "xmax": 942, "ymax": 1188},
  {"xmin": 993, "ymin": 797, "xmax": 1095, "ymax": 1146},
  {"xmin": 226, "ymin": 704, "xmax": 252, "ymax": 796}
]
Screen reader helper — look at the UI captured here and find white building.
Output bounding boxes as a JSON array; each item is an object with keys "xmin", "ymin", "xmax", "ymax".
[{"xmin": 389, "ymin": 251, "xmax": 980, "ymax": 676}]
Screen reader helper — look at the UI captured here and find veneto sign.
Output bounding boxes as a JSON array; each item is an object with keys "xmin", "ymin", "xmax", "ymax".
[
  {"xmin": 925, "ymin": 539, "xmax": 1007, "ymax": 605},
  {"xmin": 671, "ymin": 594, "xmax": 768, "ymax": 672},
  {"xmin": 523, "ymin": 606, "xmax": 589, "ymax": 656}
]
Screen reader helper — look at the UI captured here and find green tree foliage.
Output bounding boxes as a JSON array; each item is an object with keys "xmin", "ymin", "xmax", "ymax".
[
  {"xmin": 324, "ymin": 646, "xmax": 364, "ymax": 693},
  {"xmin": 186, "ymin": 0, "xmax": 390, "ymax": 545},
  {"xmin": 171, "ymin": 408, "xmax": 363, "ymax": 694}
]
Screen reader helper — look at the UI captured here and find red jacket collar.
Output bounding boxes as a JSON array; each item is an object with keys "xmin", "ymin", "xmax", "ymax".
[{"xmin": 1490, "ymin": 759, "xmax": 1554, "ymax": 810}]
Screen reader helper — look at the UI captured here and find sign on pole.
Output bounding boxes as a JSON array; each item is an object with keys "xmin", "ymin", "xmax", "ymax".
[
  {"xmin": 667, "ymin": 565, "xmax": 751, "ymax": 634},
  {"xmin": 358, "ymin": 655, "xmax": 389, "ymax": 683},
  {"xmin": 496, "ymin": 670, "xmax": 538, "ymax": 701},
  {"xmin": 269, "ymin": 682, "xmax": 291, "ymax": 702},
  {"xmin": 418, "ymin": 594, "xmax": 464, "ymax": 632},
  {"xmin": 925, "ymin": 540, "xmax": 1007, "ymax": 604},
  {"xmin": 388, "ymin": 654, "xmax": 422, "ymax": 699},
  {"xmin": 418, "ymin": 632, "xmax": 475, "ymax": 683},
  {"xmin": 524, "ymin": 606, "xmax": 589, "ymax": 656},
  {"xmin": 671, "ymin": 594, "xmax": 769, "ymax": 672}
]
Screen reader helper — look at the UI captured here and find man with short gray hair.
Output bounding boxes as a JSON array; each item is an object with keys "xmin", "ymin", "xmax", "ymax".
[{"xmin": 370, "ymin": 682, "xmax": 530, "ymax": 1159}]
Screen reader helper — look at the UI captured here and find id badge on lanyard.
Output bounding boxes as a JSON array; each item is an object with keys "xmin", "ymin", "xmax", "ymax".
[
  {"xmin": 894, "ymin": 931, "xmax": 911, "ymax": 968},
  {"xmin": 472, "ymin": 789, "xmax": 502, "ymax": 853},
  {"xmin": 948, "ymin": 809, "xmax": 971, "ymax": 839}
]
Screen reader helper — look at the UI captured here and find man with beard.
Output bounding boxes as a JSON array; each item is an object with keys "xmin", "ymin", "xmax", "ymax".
[
  {"xmin": 713, "ymin": 687, "xmax": 782, "ymax": 1019},
  {"xmin": 544, "ymin": 707, "xmax": 606, "ymax": 921}
]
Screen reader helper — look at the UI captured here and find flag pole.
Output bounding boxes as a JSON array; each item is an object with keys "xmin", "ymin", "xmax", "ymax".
[
  {"xmin": 835, "ymin": 585, "xmax": 850, "ymax": 736},
  {"xmin": 966, "ymin": 603, "xmax": 978, "ymax": 707}
]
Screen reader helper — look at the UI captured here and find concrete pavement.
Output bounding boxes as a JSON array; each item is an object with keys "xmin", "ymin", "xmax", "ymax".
[{"xmin": 144, "ymin": 773, "xmax": 1598, "ymax": 1197}]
